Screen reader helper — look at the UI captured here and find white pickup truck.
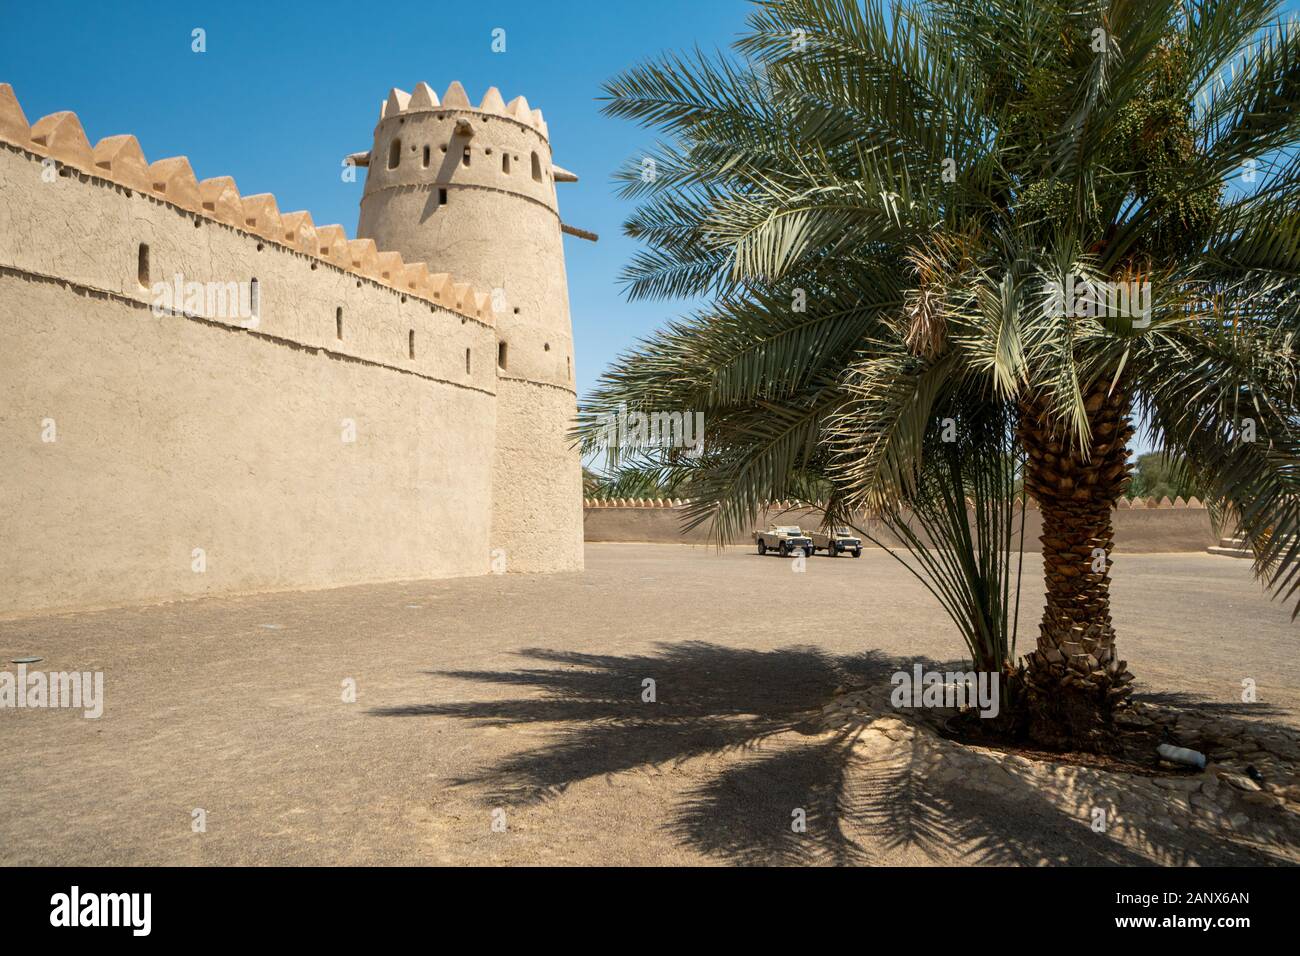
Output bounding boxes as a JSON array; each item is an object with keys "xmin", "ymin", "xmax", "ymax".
[
  {"xmin": 810, "ymin": 527, "xmax": 863, "ymax": 558},
  {"xmin": 753, "ymin": 526, "xmax": 814, "ymax": 557}
]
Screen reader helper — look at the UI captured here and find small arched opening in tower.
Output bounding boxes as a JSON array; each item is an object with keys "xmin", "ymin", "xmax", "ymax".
[
  {"xmin": 465, "ymin": 348, "xmax": 472, "ymax": 375},
  {"xmin": 422, "ymin": 145, "xmax": 430, "ymax": 168},
  {"xmin": 502, "ymin": 153, "xmax": 511, "ymax": 174},
  {"xmin": 388, "ymin": 137, "xmax": 401, "ymax": 169},
  {"xmin": 498, "ymin": 341, "xmax": 508, "ymax": 370},
  {"xmin": 531, "ymin": 152, "xmax": 542, "ymax": 182},
  {"xmin": 408, "ymin": 329, "xmax": 416, "ymax": 360},
  {"xmin": 137, "ymin": 243, "xmax": 150, "ymax": 288},
  {"xmin": 336, "ymin": 307, "xmax": 343, "ymax": 340}
]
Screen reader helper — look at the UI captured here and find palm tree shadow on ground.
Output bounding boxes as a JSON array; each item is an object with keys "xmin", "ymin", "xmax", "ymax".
[{"xmin": 370, "ymin": 642, "xmax": 1296, "ymax": 865}]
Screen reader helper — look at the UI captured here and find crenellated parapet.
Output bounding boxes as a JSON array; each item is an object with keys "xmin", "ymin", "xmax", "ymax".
[
  {"xmin": 582, "ymin": 496, "xmax": 1208, "ymax": 511},
  {"xmin": 0, "ymin": 82, "xmax": 495, "ymax": 323},
  {"xmin": 580, "ymin": 497, "xmax": 1215, "ymax": 552},
  {"xmin": 379, "ymin": 80, "xmax": 549, "ymax": 139},
  {"xmin": 584, "ymin": 498, "xmax": 688, "ymax": 508},
  {"xmin": 358, "ymin": 80, "xmax": 563, "ymax": 227}
]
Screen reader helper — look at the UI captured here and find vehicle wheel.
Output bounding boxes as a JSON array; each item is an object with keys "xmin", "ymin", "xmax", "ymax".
[
  {"xmin": 852, "ymin": 548, "xmax": 862, "ymax": 558},
  {"xmin": 758, "ymin": 540, "xmax": 766, "ymax": 556},
  {"xmin": 826, "ymin": 546, "xmax": 836, "ymax": 558},
  {"xmin": 779, "ymin": 541, "xmax": 789, "ymax": 557}
]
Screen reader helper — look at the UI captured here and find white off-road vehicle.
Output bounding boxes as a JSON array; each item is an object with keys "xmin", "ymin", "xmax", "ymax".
[
  {"xmin": 753, "ymin": 526, "xmax": 814, "ymax": 557},
  {"xmin": 811, "ymin": 526, "xmax": 863, "ymax": 558}
]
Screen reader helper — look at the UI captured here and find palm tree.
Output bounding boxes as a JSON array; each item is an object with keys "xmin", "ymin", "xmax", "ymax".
[{"xmin": 580, "ymin": 0, "xmax": 1300, "ymax": 751}]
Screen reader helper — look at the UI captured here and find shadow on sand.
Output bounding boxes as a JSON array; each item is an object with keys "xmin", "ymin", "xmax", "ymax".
[{"xmin": 371, "ymin": 641, "xmax": 1297, "ymax": 865}]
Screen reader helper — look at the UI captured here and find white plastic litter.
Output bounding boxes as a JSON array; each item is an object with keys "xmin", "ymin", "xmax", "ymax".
[{"xmin": 1157, "ymin": 743, "xmax": 1206, "ymax": 769}]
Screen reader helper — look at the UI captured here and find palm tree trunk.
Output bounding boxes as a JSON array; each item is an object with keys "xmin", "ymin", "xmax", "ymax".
[{"xmin": 1018, "ymin": 383, "xmax": 1136, "ymax": 752}]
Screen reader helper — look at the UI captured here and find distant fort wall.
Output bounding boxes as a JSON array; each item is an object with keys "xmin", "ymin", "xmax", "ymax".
[{"xmin": 582, "ymin": 497, "xmax": 1219, "ymax": 553}]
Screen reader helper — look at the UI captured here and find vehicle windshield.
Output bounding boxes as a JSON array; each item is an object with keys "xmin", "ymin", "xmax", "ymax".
[
  {"xmin": 777, "ymin": 527, "xmax": 802, "ymax": 535},
  {"xmin": 835, "ymin": 528, "xmax": 854, "ymax": 536}
]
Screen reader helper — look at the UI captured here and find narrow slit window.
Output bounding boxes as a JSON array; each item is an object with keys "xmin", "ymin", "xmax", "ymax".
[
  {"xmin": 497, "ymin": 341, "xmax": 508, "ymax": 370},
  {"xmin": 335, "ymin": 307, "xmax": 343, "ymax": 340},
  {"xmin": 502, "ymin": 154, "xmax": 510, "ymax": 174},
  {"xmin": 249, "ymin": 278, "xmax": 260, "ymax": 322},
  {"xmin": 137, "ymin": 243, "xmax": 150, "ymax": 287},
  {"xmin": 465, "ymin": 348, "xmax": 471, "ymax": 374},
  {"xmin": 462, "ymin": 147, "xmax": 471, "ymax": 167},
  {"xmin": 408, "ymin": 329, "xmax": 416, "ymax": 360},
  {"xmin": 438, "ymin": 188, "xmax": 448, "ymax": 206},
  {"xmin": 422, "ymin": 145, "xmax": 430, "ymax": 168},
  {"xmin": 530, "ymin": 152, "xmax": 542, "ymax": 182},
  {"xmin": 388, "ymin": 137, "xmax": 401, "ymax": 169}
]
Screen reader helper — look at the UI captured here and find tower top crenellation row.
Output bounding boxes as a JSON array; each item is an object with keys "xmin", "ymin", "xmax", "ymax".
[{"xmin": 379, "ymin": 81, "xmax": 548, "ymax": 139}]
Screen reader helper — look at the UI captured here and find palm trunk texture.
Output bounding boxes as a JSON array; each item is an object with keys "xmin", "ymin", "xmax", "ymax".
[{"xmin": 1018, "ymin": 383, "xmax": 1137, "ymax": 751}]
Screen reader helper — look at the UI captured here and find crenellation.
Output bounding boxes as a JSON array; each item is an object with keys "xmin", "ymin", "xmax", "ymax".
[
  {"xmin": 507, "ymin": 95, "xmax": 530, "ymax": 123},
  {"xmin": 280, "ymin": 211, "xmax": 318, "ymax": 256},
  {"xmin": 315, "ymin": 224, "xmax": 348, "ymax": 263},
  {"xmin": 441, "ymin": 81, "xmax": 472, "ymax": 110},
  {"xmin": 240, "ymin": 192, "xmax": 283, "ymax": 241},
  {"xmin": 479, "ymin": 86, "xmax": 507, "ymax": 114},
  {"xmin": 346, "ymin": 237, "xmax": 379, "ymax": 277},
  {"xmin": 198, "ymin": 175, "xmax": 243, "ymax": 226},
  {"xmin": 30, "ymin": 110, "xmax": 94, "ymax": 169},
  {"xmin": 385, "ymin": 87, "xmax": 412, "ymax": 118},
  {"xmin": 428, "ymin": 272, "xmax": 452, "ymax": 303},
  {"xmin": 451, "ymin": 281, "xmax": 473, "ymax": 311},
  {"xmin": 578, "ymin": 496, "xmax": 1211, "ymax": 512},
  {"xmin": 92, "ymin": 135, "xmax": 151, "ymax": 191},
  {"xmin": 0, "ymin": 83, "xmax": 28, "ymax": 144},
  {"xmin": 402, "ymin": 261, "xmax": 428, "ymax": 294},
  {"xmin": 408, "ymin": 81, "xmax": 439, "ymax": 111},
  {"xmin": 376, "ymin": 249, "xmax": 404, "ymax": 282},
  {"xmin": 148, "ymin": 156, "xmax": 203, "ymax": 212},
  {"xmin": 373, "ymin": 79, "xmax": 550, "ymax": 139}
]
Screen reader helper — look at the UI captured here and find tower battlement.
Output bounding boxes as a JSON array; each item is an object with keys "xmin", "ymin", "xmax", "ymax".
[
  {"xmin": 377, "ymin": 81, "xmax": 550, "ymax": 140},
  {"xmin": 358, "ymin": 80, "xmax": 568, "ymax": 230}
]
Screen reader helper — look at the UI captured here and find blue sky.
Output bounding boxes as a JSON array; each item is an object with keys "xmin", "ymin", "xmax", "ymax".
[{"xmin": 0, "ymin": 0, "xmax": 750, "ymax": 403}]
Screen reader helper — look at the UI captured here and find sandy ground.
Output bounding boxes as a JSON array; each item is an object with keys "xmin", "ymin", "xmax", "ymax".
[{"xmin": 0, "ymin": 543, "xmax": 1296, "ymax": 866}]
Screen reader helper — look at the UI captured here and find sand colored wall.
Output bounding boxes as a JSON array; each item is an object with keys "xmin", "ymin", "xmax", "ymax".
[
  {"xmin": 0, "ymin": 137, "xmax": 498, "ymax": 617},
  {"xmin": 582, "ymin": 498, "xmax": 1218, "ymax": 553},
  {"xmin": 0, "ymin": 78, "xmax": 588, "ymax": 618},
  {"xmin": 357, "ymin": 83, "xmax": 583, "ymax": 573}
]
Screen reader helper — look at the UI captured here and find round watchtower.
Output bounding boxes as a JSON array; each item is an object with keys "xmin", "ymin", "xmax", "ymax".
[{"xmin": 356, "ymin": 81, "xmax": 582, "ymax": 573}]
